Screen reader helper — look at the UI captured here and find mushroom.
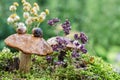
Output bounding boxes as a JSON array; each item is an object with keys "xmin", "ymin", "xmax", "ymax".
[
  {"xmin": 4, "ymin": 33, "xmax": 53, "ymax": 73},
  {"xmin": 47, "ymin": 36, "xmax": 76, "ymax": 50}
]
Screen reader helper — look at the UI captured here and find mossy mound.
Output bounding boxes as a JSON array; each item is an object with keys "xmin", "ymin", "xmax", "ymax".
[{"xmin": 0, "ymin": 48, "xmax": 120, "ymax": 80}]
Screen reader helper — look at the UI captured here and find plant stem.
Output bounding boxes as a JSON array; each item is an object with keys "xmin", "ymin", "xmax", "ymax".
[{"xmin": 37, "ymin": 22, "xmax": 41, "ymax": 27}]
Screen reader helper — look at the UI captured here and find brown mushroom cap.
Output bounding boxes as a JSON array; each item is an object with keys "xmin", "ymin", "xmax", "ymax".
[
  {"xmin": 4, "ymin": 34, "xmax": 53, "ymax": 56},
  {"xmin": 47, "ymin": 36, "xmax": 76, "ymax": 49}
]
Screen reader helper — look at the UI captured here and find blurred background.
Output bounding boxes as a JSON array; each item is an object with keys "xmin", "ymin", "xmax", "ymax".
[{"xmin": 0, "ymin": 0, "xmax": 120, "ymax": 65}]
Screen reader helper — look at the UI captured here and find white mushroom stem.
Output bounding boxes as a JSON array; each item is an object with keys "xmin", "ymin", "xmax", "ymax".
[{"xmin": 19, "ymin": 52, "xmax": 31, "ymax": 73}]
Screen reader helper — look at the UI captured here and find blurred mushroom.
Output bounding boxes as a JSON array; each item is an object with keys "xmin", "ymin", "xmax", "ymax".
[
  {"xmin": 47, "ymin": 36, "xmax": 76, "ymax": 50},
  {"xmin": 4, "ymin": 34, "xmax": 53, "ymax": 73}
]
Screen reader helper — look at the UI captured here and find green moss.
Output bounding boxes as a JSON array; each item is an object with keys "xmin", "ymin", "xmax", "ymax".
[{"xmin": 0, "ymin": 48, "xmax": 120, "ymax": 80}]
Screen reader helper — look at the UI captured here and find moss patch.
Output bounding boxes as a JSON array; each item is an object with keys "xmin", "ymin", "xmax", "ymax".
[{"xmin": 0, "ymin": 48, "xmax": 120, "ymax": 80}]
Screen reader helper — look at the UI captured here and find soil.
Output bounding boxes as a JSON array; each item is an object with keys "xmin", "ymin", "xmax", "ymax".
[{"xmin": 4, "ymin": 57, "xmax": 20, "ymax": 72}]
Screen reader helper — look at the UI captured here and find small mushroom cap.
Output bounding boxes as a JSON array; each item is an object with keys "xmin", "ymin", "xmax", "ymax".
[
  {"xmin": 47, "ymin": 36, "xmax": 76, "ymax": 49},
  {"xmin": 4, "ymin": 34, "xmax": 53, "ymax": 56}
]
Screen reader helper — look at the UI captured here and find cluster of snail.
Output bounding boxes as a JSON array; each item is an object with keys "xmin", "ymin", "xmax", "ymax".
[{"xmin": 16, "ymin": 26, "xmax": 43, "ymax": 38}]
